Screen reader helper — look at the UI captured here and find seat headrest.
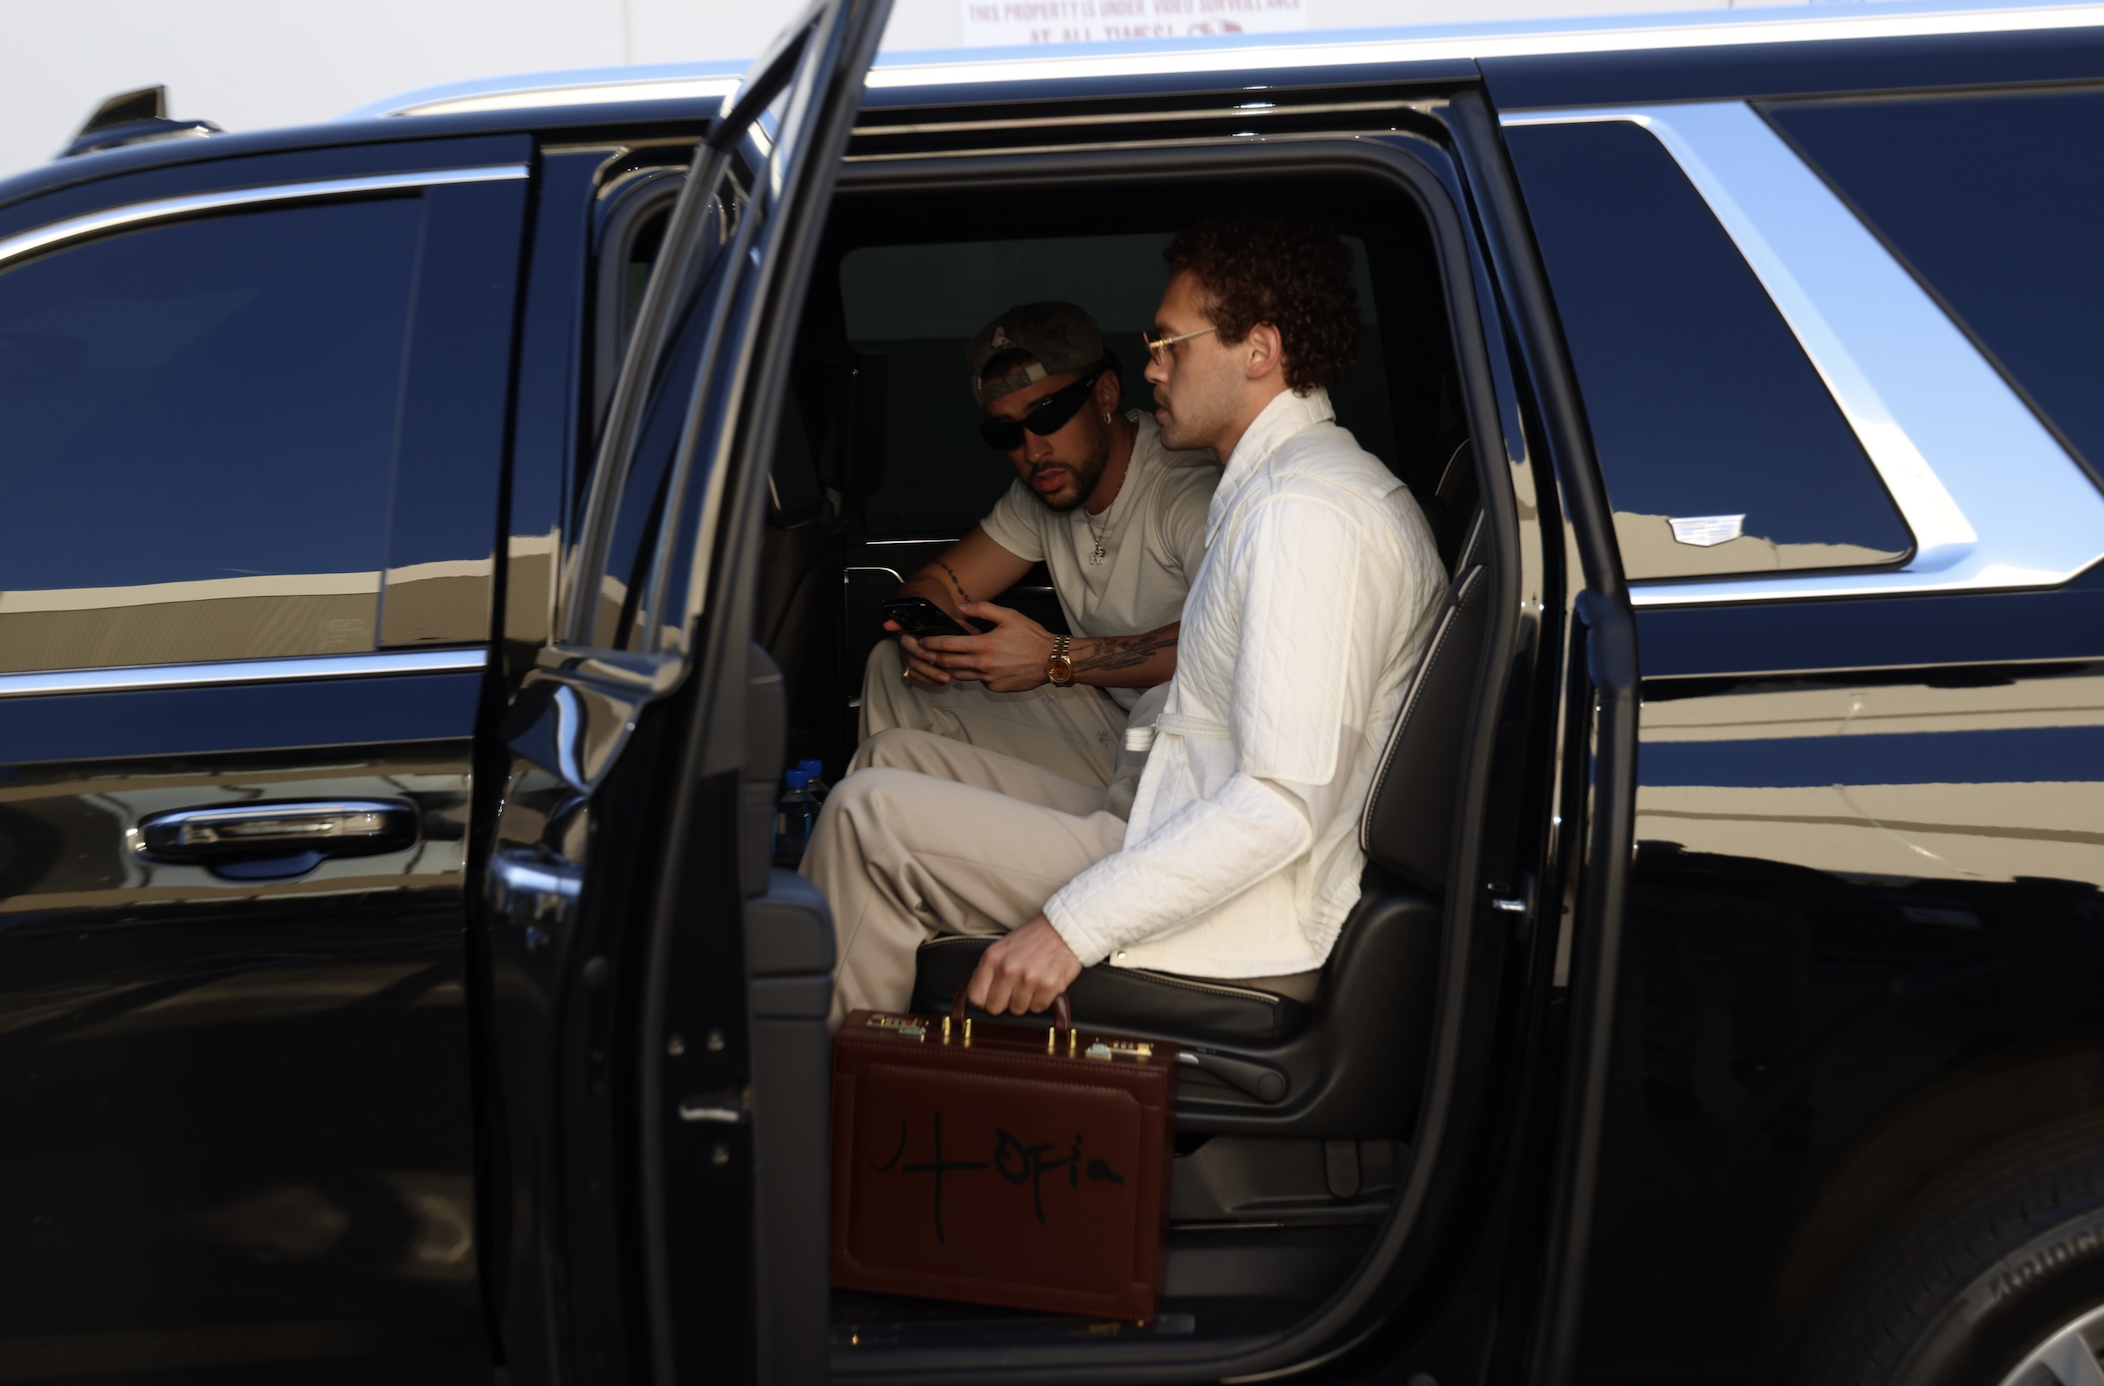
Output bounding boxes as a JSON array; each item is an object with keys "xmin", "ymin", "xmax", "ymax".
[{"xmin": 1359, "ymin": 560, "xmax": 1491, "ymax": 893}]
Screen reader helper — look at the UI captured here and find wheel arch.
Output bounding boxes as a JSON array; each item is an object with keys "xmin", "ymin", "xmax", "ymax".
[{"xmin": 1754, "ymin": 1027, "xmax": 2104, "ymax": 1384}]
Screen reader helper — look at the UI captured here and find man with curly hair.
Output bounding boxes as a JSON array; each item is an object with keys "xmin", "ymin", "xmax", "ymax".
[{"xmin": 807, "ymin": 215, "xmax": 1448, "ymax": 1025}]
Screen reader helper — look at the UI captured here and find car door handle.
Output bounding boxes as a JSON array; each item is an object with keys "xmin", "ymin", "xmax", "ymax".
[{"xmin": 134, "ymin": 799, "xmax": 419, "ymax": 863}]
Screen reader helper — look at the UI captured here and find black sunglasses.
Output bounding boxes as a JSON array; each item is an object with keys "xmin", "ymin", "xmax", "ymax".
[{"xmin": 978, "ymin": 364, "xmax": 1111, "ymax": 452}]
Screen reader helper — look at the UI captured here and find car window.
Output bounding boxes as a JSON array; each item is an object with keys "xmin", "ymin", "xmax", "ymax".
[
  {"xmin": 0, "ymin": 198, "xmax": 422, "ymax": 672},
  {"xmin": 1505, "ymin": 120, "xmax": 1916, "ymax": 581},
  {"xmin": 581, "ymin": 164, "xmax": 750, "ymax": 651},
  {"xmin": 1766, "ymin": 86, "xmax": 2104, "ymax": 486},
  {"xmin": 836, "ymin": 232, "xmax": 1395, "ymax": 536}
]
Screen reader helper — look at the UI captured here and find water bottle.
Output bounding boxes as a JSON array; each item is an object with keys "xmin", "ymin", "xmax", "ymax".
[
  {"xmin": 772, "ymin": 769, "xmax": 818, "ymax": 866},
  {"xmin": 797, "ymin": 758, "xmax": 829, "ymax": 804}
]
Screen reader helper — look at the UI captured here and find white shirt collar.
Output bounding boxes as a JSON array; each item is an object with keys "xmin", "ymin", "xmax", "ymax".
[{"xmin": 1206, "ymin": 387, "xmax": 1336, "ymax": 543}]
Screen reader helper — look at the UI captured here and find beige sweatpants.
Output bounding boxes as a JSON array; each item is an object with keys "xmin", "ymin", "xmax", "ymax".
[
  {"xmin": 801, "ymin": 728, "xmax": 1320, "ymax": 1028},
  {"xmin": 857, "ymin": 638, "xmax": 1130, "ymax": 787},
  {"xmin": 803, "ymin": 729, "xmax": 1127, "ymax": 1027}
]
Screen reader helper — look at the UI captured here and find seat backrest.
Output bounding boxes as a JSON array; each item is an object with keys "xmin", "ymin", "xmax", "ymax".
[{"xmin": 1358, "ymin": 553, "xmax": 1491, "ymax": 892}]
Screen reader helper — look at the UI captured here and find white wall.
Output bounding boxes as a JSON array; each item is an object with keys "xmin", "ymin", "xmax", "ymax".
[
  {"xmin": 1, "ymin": 0, "xmax": 1824, "ymax": 182},
  {"xmin": 0, "ymin": 0, "xmax": 785, "ymax": 180}
]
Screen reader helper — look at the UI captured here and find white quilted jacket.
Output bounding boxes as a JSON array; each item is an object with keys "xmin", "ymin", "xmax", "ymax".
[{"xmin": 1044, "ymin": 388, "xmax": 1447, "ymax": 979}]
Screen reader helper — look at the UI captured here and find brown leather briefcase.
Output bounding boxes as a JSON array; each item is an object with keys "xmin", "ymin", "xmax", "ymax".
[{"xmin": 830, "ymin": 991, "xmax": 1178, "ymax": 1321}]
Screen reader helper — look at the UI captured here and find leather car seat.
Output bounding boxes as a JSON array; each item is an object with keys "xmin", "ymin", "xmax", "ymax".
[{"xmin": 912, "ymin": 538, "xmax": 1494, "ymax": 1138}]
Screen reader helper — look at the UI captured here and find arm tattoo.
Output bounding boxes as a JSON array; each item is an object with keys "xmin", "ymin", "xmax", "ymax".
[
  {"xmin": 935, "ymin": 560, "xmax": 972, "ymax": 604},
  {"xmin": 1072, "ymin": 631, "xmax": 1178, "ymax": 674}
]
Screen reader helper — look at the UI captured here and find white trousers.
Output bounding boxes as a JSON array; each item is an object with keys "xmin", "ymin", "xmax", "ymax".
[{"xmin": 856, "ymin": 638, "xmax": 1129, "ymax": 787}]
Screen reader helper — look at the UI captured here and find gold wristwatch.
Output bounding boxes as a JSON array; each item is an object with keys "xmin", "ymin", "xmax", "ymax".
[{"xmin": 1046, "ymin": 634, "xmax": 1075, "ymax": 687}]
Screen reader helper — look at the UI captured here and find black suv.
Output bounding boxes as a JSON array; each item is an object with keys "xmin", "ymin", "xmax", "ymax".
[{"xmin": 5, "ymin": 4, "xmax": 2104, "ymax": 1384}]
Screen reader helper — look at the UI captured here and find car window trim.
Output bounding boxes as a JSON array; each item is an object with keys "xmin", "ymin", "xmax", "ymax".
[
  {"xmin": 0, "ymin": 647, "xmax": 487, "ymax": 700},
  {"xmin": 0, "ymin": 164, "xmax": 529, "ymax": 272},
  {"xmin": 1503, "ymin": 101, "xmax": 2104, "ymax": 608},
  {"xmin": 589, "ymin": 166, "xmax": 690, "ymax": 439}
]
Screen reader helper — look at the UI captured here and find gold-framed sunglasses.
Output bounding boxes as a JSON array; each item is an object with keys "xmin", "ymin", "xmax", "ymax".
[{"xmin": 1140, "ymin": 325, "xmax": 1216, "ymax": 363}]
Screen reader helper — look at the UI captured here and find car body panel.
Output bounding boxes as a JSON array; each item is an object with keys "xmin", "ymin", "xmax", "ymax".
[
  {"xmin": 0, "ymin": 671, "xmax": 491, "ymax": 1377},
  {"xmin": 1583, "ymin": 645, "xmax": 2104, "ymax": 1380},
  {"xmin": 0, "ymin": 131, "xmax": 527, "ymax": 1377}
]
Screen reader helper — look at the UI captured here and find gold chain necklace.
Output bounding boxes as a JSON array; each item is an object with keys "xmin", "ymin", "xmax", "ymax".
[{"xmin": 1085, "ymin": 503, "xmax": 1114, "ymax": 566}]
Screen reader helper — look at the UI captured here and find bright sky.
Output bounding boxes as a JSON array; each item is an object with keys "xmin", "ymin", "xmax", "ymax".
[{"xmin": 0, "ymin": 0, "xmax": 1980, "ymax": 181}]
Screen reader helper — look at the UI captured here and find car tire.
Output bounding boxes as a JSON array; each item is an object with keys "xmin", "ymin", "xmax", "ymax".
[{"xmin": 1795, "ymin": 1111, "xmax": 2104, "ymax": 1386}]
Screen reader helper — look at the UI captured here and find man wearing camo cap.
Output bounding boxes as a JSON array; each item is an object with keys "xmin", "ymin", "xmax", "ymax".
[{"xmin": 850, "ymin": 299, "xmax": 1220, "ymax": 789}]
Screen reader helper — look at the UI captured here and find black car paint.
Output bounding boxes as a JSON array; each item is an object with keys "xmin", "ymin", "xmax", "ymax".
[
  {"xmin": 1543, "ymin": 574, "xmax": 2104, "ymax": 1381},
  {"xmin": 0, "ymin": 675, "xmax": 489, "ymax": 1377},
  {"xmin": 0, "ymin": 124, "xmax": 528, "ymax": 1378},
  {"xmin": 1575, "ymin": 650, "xmax": 2104, "ymax": 1382},
  {"xmin": 0, "ymin": 16, "xmax": 2096, "ymax": 1386}
]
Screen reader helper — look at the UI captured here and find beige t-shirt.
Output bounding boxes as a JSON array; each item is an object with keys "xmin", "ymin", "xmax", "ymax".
[{"xmin": 979, "ymin": 412, "xmax": 1219, "ymax": 711}]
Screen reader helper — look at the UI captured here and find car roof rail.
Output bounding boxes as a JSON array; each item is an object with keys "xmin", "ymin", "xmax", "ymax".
[{"xmin": 61, "ymin": 85, "xmax": 221, "ymax": 159}]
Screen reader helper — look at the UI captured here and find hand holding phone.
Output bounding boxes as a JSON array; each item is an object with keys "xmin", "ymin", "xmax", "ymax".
[{"xmin": 883, "ymin": 597, "xmax": 986, "ymax": 639}]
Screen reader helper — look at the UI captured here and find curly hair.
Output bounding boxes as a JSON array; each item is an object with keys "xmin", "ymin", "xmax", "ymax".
[{"xmin": 1164, "ymin": 214, "xmax": 1358, "ymax": 393}]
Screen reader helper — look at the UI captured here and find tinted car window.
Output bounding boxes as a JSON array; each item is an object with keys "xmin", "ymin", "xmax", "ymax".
[
  {"xmin": 584, "ymin": 170, "xmax": 746, "ymax": 651},
  {"xmin": 1767, "ymin": 87, "xmax": 2104, "ymax": 483},
  {"xmin": 1505, "ymin": 120, "xmax": 1914, "ymax": 581},
  {"xmin": 0, "ymin": 198, "xmax": 421, "ymax": 672},
  {"xmin": 837, "ymin": 233, "xmax": 1395, "ymax": 535}
]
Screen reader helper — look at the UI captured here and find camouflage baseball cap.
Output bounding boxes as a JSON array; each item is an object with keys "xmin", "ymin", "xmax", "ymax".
[{"xmin": 965, "ymin": 301, "xmax": 1105, "ymax": 405}]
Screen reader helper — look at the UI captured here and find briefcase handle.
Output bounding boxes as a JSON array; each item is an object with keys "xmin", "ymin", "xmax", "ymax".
[{"xmin": 951, "ymin": 984, "xmax": 1072, "ymax": 1038}]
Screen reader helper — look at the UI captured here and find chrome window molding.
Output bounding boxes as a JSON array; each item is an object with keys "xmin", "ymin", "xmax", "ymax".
[
  {"xmin": 339, "ymin": 64, "xmax": 745, "ymax": 121},
  {"xmin": 851, "ymin": 97, "xmax": 1423, "ymax": 139},
  {"xmin": 0, "ymin": 648, "xmax": 488, "ymax": 700},
  {"xmin": 0, "ymin": 165, "xmax": 529, "ymax": 274},
  {"xmin": 1503, "ymin": 101, "xmax": 2104, "ymax": 608}
]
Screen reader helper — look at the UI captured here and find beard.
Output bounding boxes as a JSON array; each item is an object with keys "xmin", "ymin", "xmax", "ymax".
[{"xmin": 1026, "ymin": 433, "xmax": 1109, "ymax": 513}]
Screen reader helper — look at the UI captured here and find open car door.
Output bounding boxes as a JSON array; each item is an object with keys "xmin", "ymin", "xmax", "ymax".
[{"xmin": 479, "ymin": 0, "xmax": 891, "ymax": 1381}]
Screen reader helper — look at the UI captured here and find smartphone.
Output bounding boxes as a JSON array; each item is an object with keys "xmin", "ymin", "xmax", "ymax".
[{"xmin": 882, "ymin": 597, "xmax": 985, "ymax": 638}]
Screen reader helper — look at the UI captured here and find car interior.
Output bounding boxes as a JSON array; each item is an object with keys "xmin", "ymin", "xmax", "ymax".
[{"xmin": 597, "ymin": 163, "xmax": 1500, "ymax": 1348}]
